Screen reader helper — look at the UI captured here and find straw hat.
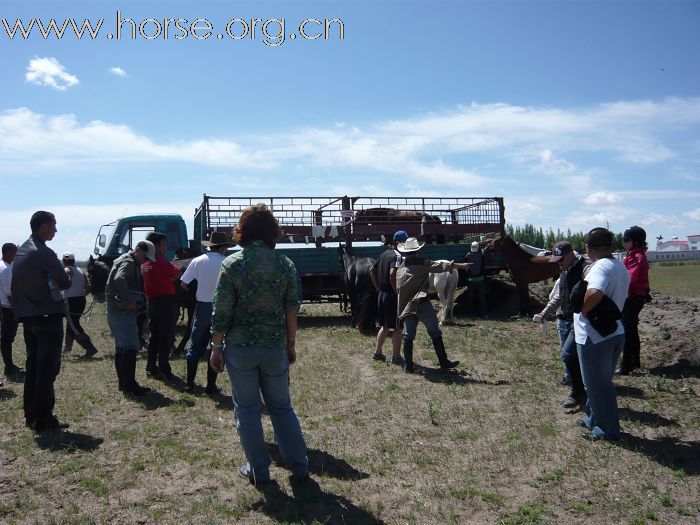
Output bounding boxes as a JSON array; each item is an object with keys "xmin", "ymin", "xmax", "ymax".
[{"xmin": 397, "ymin": 237, "xmax": 425, "ymax": 253}]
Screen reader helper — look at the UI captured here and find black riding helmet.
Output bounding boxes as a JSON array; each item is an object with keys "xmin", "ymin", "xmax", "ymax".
[{"xmin": 623, "ymin": 225, "xmax": 646, "ymax": 247}]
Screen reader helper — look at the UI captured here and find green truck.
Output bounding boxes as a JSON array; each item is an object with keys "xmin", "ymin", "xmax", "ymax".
[{"xmin": 94, "ymin": 195, "xmax": 507, "ymax": 302}]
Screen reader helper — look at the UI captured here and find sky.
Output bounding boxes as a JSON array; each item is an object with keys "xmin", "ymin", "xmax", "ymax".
[{"xmin": 1, "ymin": 0, "xmax": 699, "ymax": 257}]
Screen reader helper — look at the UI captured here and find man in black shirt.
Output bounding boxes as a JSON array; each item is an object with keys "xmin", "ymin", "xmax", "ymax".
[
  {"xmin": 12, "ymin": 211, "xmax": 71, "ymax": 432},
  {"xmin": 369, "ymin": 231, "xmax": 407, "ymax": 364}
]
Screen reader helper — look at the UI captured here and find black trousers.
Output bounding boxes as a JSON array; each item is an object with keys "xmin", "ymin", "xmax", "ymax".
[
  {"xmin": 64, "ymin": 296, "xmax": 87, "ymax": 347},
  {"xmin": 467, "ymin": 280, "xmax": 487, "ymax": 315},
  {"xmin": 621, "ymin": 295, "xmax": 645, "ymax": 369},
  {"xmin": 147, "ymin": 295, "xmax": 177, "ymax": 374},
  {"xmin": 1, "ymin": 306, "xmax": 19, "ymax": 370},
  {"xmin": 22, "ymin": 315, "xmax": 63, "ymax": 425}
]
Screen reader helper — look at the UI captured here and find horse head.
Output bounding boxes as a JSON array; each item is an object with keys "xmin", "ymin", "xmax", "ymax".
[
  {"xmin": 87, "ymin": 255, "xmax": 111, "ymax": 303},
  {"xmin": 482, "ymin": 236, "xmax": 503, "ymax": 255}
]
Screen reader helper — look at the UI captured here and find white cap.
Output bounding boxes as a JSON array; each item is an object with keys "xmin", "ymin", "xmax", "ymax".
[
  {"xmin": 135, "ymin": 240, "xmax": 157, "ymax": 262},
  {"xmin": 62, "ymin": 252, "xmax": 75, "ymax": 260},
  {"xmin": 471, "ymin": 241, "xmax": 480, "ymax": 252}
]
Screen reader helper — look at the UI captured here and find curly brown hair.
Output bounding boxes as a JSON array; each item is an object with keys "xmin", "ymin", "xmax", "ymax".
[{"xmin": 234, "ymin": 203, "xmax": 282, "ymax": 248}]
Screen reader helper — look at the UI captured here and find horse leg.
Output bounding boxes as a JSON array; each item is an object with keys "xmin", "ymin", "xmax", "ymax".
[
  {"xmin": 516, "ymin": 282, "xmax": 530, "ymax": 317},
  {"xmin": 175, "ymin": 306, "xmax": 194, "ymax": 355}
]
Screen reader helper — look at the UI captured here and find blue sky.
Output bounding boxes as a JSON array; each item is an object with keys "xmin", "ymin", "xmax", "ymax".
[{"xmin": 1, "ymin": 0, "xmax": 699, "ymax": 257}]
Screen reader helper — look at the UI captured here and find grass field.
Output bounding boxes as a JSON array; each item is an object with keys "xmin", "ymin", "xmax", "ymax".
[
  {"xmin": 0, "ymin": 270, "xmax": 698, "ymax": 524},
  {"xmin": 649, "ymin": 262, "xmax": 700, "ymax": 300}
]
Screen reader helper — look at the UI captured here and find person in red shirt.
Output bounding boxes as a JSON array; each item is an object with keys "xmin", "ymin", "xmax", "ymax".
[
  {"xmin": 617, "ymin": 226, "xmax": 650, "ymax": 375},
  {"xmin": 143, "ymin": 232, "xmax": 180, "ymax": 381}
]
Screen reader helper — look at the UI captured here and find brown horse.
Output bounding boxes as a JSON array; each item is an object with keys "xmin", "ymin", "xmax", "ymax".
[{"xmin": 483, "ymin": 235, "xmax": 560, "ymax": 316}]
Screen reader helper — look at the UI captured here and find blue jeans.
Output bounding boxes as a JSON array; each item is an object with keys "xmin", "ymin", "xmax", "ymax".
[
  {"xmin": 186, "ymin": 302, "xmax": 212, "ymax": 362},
  {"xmin": 107, "ymin": 310, "xmax": 141, "ymax": 352},
  {"xmin": 224, "ymin": 346, "xmax": 308, "ymax": 481},
  {"xmin": 403, "ymin": 300, "xmax": 442, "ymax": 342},
  {"xmin": 557, "ymin": 319, "xmax": 585, "ymax": 398},
  {"xmin": 577, "ymin": 334, "xmax": 624, "ymax": 440}
]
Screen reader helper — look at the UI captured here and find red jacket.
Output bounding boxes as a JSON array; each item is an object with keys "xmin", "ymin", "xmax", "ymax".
[{"xmin": 624, "ymin": 247, "xmax": 649, "ymax": 298}]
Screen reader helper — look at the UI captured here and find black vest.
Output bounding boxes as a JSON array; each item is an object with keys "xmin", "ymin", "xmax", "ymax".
[{"xmin": 558, "ymin": 257, "xmax": 585, "ymax": 320}]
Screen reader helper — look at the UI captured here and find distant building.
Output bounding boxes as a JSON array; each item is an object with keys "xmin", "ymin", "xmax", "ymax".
[
  {"xmin": 688, "ymin": 234, "xmax": 700, "ymax": 251},
  {"xmin": 657, "ymin": 240, "xmax": 689, "ymax": 252}
]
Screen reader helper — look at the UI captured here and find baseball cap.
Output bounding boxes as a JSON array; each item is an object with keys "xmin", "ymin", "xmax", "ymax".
[
  {"xmin": 135, "ymin": 240, "xmax": 157, "ymax": 262},
  {"xmin": 549, "ymin": 241, "xmax": 573, "ymax": 262},
  {"xmin": 471, "ymin": 241, "xmax": 480, "ymax": 252},
  {"xmin": 62, "ymin": 252, "xmax": 75, "ymax": 260},
  {"xmin": 393, "ymin": 230, "xmax": 408, "ymax": 242}
]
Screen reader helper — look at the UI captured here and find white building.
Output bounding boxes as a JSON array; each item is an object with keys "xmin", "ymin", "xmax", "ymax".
[
  {"xmin": 657, "ymin": 240, "xmax": 689, "ymax": 252},
  {"xmin": 688, "ymin": 234, "xmax": 700, "ymax": 251}
]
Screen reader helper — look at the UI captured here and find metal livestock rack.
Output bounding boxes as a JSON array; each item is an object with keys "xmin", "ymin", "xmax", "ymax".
[{"xmin": 194, "ymin": 195, "xmax": 505, "ymax": 246}]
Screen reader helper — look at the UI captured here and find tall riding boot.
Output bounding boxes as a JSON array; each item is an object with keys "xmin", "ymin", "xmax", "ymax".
[
  {"xmin": 121, "ymin": 349, "xmax": 150, "ymax": 396},
  {"xmin": 82, "ymin": 335, "xmax": 98, "ymax": 358},
  {"xmin": 184, "ymin": 359, "xmax": 198, "ymax": 393},
  {"xmin": 114, "ymin": 350, "xmax": 124, "ymax": 391},
  {"xmin": 205, "ymin": 362, "xmax": 219, "ymax": 395},
  {"xmin": 403, "ymin": 340, "xmax": 415, "ymax": 374},
  {"xmin": 433, "ymin": 336, "xmax": 459, "ymax": 371}
]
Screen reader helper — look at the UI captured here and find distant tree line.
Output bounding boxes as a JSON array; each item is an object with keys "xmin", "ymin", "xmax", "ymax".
[{"xmin": 505, "ymin": 223, "xmax": 624, "ymax": 252}]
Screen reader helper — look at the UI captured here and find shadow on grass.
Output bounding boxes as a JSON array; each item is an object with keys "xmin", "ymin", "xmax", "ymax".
[
  {"xmin": 618, "ymin": 433, "xmax": 700, "ymax": 475},
  {"xmin": 0, "ymin": 388, "xmax": 17, "ymax": 400},
  {"xmin": 131, "ymin": 390, "xmax": 177, "ymax": 410},
  {"xmin": 267, "ymin": 444, "xmax": 370, "ymax": 481},
  {"xmin": 418, "ymin": 367, "xmax": 509, "ymax": 387},
  {"xmin": 648, "ymin": 359, "xmax": 700, "ymax": 379},
  {"xmin": 297, "ymin": 315, "xmax": 351, "ymax": 330},
  {"xmin": 252, "ymin": 478, "xmax": 384, "ymax": 524},
  {"xmin": 35, "ymin": 431, "xmax": 103, "ymax": 452},
  {"xmin": 619, "ymin": 407, "xmax": 678, "ymax": 428},
  {"xmin": 616, "ymin": 385, "xmax": 645, "ymax": 399}
]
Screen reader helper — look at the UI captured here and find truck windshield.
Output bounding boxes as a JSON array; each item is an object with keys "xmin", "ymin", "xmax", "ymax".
[{"xmin": 94, "ymin": 224, "xmax": 115, "ymax": 256}]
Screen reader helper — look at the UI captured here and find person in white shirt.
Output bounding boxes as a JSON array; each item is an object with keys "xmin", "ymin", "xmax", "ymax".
[
  {"xmin": 62, "ymin": 253, "xmax": 98, "ymax": 358},
  {"xmin": 180, "ymin": 232, "xmax": 234, "ymax": 394},
  {"xmin": 0, "ymin": 243, "xmax": 23, "ymax": 380},
  {"xmin": 574, "ymin": 228, "xmax": 630, "ymax": 441}
]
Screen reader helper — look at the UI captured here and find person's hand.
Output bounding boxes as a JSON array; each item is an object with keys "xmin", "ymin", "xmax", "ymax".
[
  {"xmin": 532, "ymin": 313, "xmax": 544, "ymax": 323},
  {"xmin": 287, "ymin": 341, "xmax": 296, "ymax": 364},
  {"xmin": 210, "ymin": 347, "xmax": 226, "ymax": 373}
]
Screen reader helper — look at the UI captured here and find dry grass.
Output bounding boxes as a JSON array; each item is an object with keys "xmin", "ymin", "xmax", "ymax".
[{"xmin": 0, "ymin": 272, "xmax": 698, "ymax": 524}]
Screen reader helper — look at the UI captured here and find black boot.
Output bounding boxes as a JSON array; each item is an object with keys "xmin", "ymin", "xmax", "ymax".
[
  {"xmin": 205, "ymin": 363, "xmax": 219, "ymax": 395},
  {"xmin": 121, "ymin": 349, "xmax": 151, "ymax": 396},
  {"xmin": 80, "ymin": 335, "xmax": 98, "ymax": 358},
  {"xmin": 184, "ymin": 359, "xmax": 198, "ymax": 393},
  {"xmin": 403, "ymin": 340, "xmax": 415, "ymax": 374},
  {"xmin": 114, "ymin": 351, "xmax": 124, "ymax": 391},
  {"xmin": 433, "ymin": 336, "xmax": 459, "ymax": 371}
]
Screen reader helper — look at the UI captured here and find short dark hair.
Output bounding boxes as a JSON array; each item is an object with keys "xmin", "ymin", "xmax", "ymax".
[
  {"xmin": 146, "ymin": 232, "xmax": 167, "ymax": 247},
  {"xmin": 2, "ymin": 243, "xmax": 17, "ymax": 257},
  {"xmin": 585, "ymin": 227, "xmax": 613, "ymax": 249},
  {"xmin": 30, "ymin": 211, "xmax": 56, "ymax": 233},
  {"xmin": 235, "ymin": 204, "xmax": 282, "ymax": 248}
]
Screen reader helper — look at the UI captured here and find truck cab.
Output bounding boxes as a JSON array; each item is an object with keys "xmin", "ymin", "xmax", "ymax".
[{"xmin": 94, "ymin": 214, "xmax": 188, "ymax": 261}]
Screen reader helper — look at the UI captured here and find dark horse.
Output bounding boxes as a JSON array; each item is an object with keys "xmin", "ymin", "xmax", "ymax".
[
  {"xmin": 483, "ymin": 235, "xmax": 560, "ymax": 316},
  {"xmin": 87, "ymin": 251, "xmax": 198, "ymax": 353},
  {"xmin": 338, "ymin": 244, "xmax": 377, "ymax": 335}
]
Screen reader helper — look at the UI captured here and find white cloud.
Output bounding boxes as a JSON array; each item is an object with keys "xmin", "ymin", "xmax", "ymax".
[
  {"xmin": 109, "ymin": 67, "xmax": 128, "ymax": 78},
  {"xmin": 684, "ymin": 208, "xmax": 700, "ymax": 221},
  {"xmin": 583, "ymin": 192, "xmax": 623, "ymax": 207},
  {"xmin": 25, "ymin": 57, "xmax": 79, "ymax": 91}
]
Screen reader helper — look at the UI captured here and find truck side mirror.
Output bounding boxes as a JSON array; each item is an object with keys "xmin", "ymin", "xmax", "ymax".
[{"xmin": 98, "ymin": 234, "xmax": 107, "ymax": 248}]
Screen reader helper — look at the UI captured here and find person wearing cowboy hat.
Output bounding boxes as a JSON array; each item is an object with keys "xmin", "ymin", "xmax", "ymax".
[
  {"xmin": 396, "ymin": 237, "xmax": 472, "ymax": 373},
  {"xmin": 180, "ymin": 231, "xmax": 235, "ymax": 394}
]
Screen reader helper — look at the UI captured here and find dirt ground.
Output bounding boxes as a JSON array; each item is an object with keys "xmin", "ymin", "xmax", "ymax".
[{"xmin": 0, "ymin": 270, "xmax": 698, "ymax": 524}]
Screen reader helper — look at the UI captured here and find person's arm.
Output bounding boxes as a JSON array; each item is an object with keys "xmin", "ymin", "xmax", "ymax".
[
  {"xmin": 180, "ymin": 259, "xmax": 196, "ymax": 291},
  {"xmin": 452, "ymin": 262, "xmax": 472, "ymax": 271},
  {"xmin": 535, "ymin": 278, "xmax": 561, "ymax": 320},
  {"xmin": 45, "ymin": 250, "xmax": 71, "ymax": 290},
  {"xmin": 370, "ymin": 264, "xmax": 380, "ymax": 293},
  {"xmin": 390, "ymin": 267, "xmax": 398, "ymax": 293},
  {"xmin": 285, "ymin": 308, "xmax": 298, "ymax": 364},
  {"xmin": 113, "ymin": 260, "xmax": 137, "ymax": 310},
  {"xmin": 210, "ymin": 261, "xmax": 237, "ymax": 373},
  {"xmin": 580, "ymin": 288, "xmax": 605, "ymax": 318}
]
